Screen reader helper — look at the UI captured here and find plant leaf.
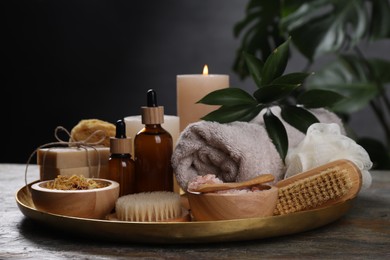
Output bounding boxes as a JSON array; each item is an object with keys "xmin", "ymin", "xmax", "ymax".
[
  {"xmin": 201, "ymin": 104, "xmax": 260, "ymax": 123},
  {"xmin": 238, "ymin": 104, "xmax": 265, "ymax": 122},
  {"xmin": 263, "ymin": 109, "xmax": 288, "ymax": 162},
  {"xmin": 261, "ymin": 38, "xmax": 291, "ymax": 85},
  {"xmin": 197, "ymin": 88, "xmax": 257, "ymax": 106},
  {"xmin": 243, "ymin": 51, "xmax": 264, "ymax": 87},
  {"xmin": 297, "ymin": 89, "xmax": 345, "ymax": 108},
  {"xmin": 280, "ymin": 105, "xmax": 319, "ymax": 134},
  {"xmin": 271, "ymin": 72, "xmax": 313, "ymax": 85},
  {"xmin": 305, "ymin": 55, "xmax": 381, "ymax": 113},
  {"xmin": 254, "ymin": 83, "xmax": 300, "ymax": 103},
  {"xmin": 281, "ymin": 0, "xmax": 370, "ymax": 60},
  {"xmin": 368, "ymin": 58, "xmax": 390, "ymax": 84},
  {"xmin": 281, "ymin": 0, "xmax": 308, "ymax": 17},
  {"xmin": 232, "ymin": 0, "xmax": 283, "ymax": 79},
  {"xmin": 369, "ymin": 0, "xmax": 390, "ymax": 39},
  {"xmin": 233, "ymin": 10, "xmax": 261, "ymax": 38}
]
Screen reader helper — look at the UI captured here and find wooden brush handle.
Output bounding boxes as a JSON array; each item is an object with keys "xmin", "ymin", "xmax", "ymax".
[{"xmin": 277, "ymin": 159, "xmax": 362, "ymax": 204}]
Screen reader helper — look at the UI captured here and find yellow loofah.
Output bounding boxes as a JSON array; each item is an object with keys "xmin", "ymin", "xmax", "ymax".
[{"xmin": 70, "ymin": 119, "xmax": 115, "ymax": 147}]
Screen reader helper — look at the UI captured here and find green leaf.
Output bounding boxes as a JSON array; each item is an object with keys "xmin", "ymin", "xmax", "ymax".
[
  {"xmin": 281, "ymin": 0, "xmax": 308, "ymax": 17},
  {"xmin": 261, "ymin": 38, "xmax": 291, "ymax": 85},
  {"xmin": 237, "ymin": 104, "xmax": 265, "ymax": 122},
  {"xmin": 280, "ymin": 105, "xmax": 319, "ymax": 134},
  {"xmin": 297, "ymin": 89, "xmax": 345, "ymax": 108},
  {"xmin": 243, "ymin": 51, "xmax": 264, "ymax": 87},
  {"xmin": 368, "ymin": 58, "xmax": 390, "ymax": 84},
  {"xmin": 233, "ymin": 27, "xmax": 270, "ymax": 80},
  {"xmin": 201, "ymin": 104, "xmax": 260, "ymax": 123},
  {"xmin": 254, "ymin": 83, "xmax": 300, "ymax": 103},
  {"xmin": 263, "ymin": 109, "xmax": 288, "ymax": 162},
  {"xmin": 232, "ymin": 0, "xmax": 283, "ymax": 79},
  {"xmin": 369, "ymin": 0, "xmax": 390, "ymax": 39},
  {"xmin": 233, "ymin": 9, "xmax": 261, "ymax": 38},
  {"xmin": 305, "ymin": 55, "xmax": 381, "ymax": 113},
  {"xmin": 197, "ymin": 88, "xmax": 257, "ymax": 106},
  {"xmin": 271, "ymin": 72, "xmax": 313, "ymax": 85},
  {"xmin": 281, "ymin": 0, "xmax": 370, "ymax": 60}
]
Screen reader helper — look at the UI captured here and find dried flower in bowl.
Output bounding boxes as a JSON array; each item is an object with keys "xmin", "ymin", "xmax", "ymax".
[{"xmin": 31, "ymin": 175, "xmax": 119, "ymax": 219}]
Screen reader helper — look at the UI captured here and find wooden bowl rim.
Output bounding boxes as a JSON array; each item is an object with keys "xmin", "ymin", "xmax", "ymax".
[
  {"xmin": 186, "ymin": 184, "xmax": 277, "ymax": 197},
  {"xmin": 31, "ymin": 178, "xmax": 119, "ymax": 193}
]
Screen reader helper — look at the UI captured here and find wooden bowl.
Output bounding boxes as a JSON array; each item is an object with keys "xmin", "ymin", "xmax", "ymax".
[
  {"xmin": 186, "ymin": 184, "xmax": 279, "ymax": 221},
  {"xmin": 31, "ymin": 178, "xmax": 119, "ymax": 219}
]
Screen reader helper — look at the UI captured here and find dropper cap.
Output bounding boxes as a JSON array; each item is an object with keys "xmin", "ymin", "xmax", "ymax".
[
  {"xmin": 110, "ymin": 119, "xmax": 132, "ymax": 154},
  {"xmin": 141, "ymin": 89, "xmax": 164, "ymax": 124}
]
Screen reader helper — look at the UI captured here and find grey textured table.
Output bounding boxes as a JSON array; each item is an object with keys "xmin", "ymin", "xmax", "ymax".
[{"xmin": 1, "ymin": 163, "xmax": 389, "ymax": 259}]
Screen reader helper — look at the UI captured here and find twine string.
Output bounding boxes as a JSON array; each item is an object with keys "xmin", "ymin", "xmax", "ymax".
[{"xmin": 24, "ymin": 126, "xmax": 107, "ymax": 194}]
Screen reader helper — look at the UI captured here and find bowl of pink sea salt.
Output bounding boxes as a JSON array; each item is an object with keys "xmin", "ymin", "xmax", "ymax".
[{"xmin": 186, "ymin": 174, "xmax": 278, "ymax": 221}]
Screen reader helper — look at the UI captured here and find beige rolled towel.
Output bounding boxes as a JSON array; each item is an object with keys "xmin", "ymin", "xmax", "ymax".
[
  {"xmin": 250, "ymin": 106, "xmax": 346, "ymax": 148},
  {"xmin": 171, "ymin": 120, "xmax": 285, "ymax": 191},
  {"xmin": 172, "ymin": 106, "xmax": 345, "ymax": 191}
]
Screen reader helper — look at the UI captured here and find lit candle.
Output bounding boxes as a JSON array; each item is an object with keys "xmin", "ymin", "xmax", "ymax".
[{"xmin": 177, "ymin": 65, "xmax": 229, "ymax": 131}]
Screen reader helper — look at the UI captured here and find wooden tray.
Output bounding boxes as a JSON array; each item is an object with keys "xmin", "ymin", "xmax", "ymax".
[{"xmin": 16, "ymin": 183, "xmax": 353, "ymax": 244}]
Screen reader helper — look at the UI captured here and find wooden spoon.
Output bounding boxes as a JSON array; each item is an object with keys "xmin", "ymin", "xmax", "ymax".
[{"xmin": 190, "ymin": 174, "xmax": 275, "ymax": 193}]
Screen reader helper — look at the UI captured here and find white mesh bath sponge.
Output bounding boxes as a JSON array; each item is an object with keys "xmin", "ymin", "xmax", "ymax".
[{"xmin": 285, "ymin": 123, "xmax": 373, "ymax": 189}]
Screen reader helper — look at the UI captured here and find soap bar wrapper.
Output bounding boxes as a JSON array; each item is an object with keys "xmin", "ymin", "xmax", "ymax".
[
  {"xmin": 37, "ymin": 146, "xmax": 110, "ymax": 168},
  {"xmin": 39, "ymin": 165, "xmax": 109, "ymax": 181}
]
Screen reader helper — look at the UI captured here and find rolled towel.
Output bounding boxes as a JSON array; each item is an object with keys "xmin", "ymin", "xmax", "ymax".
[
  {"xmin": 172, "ymin": 106, "xmax": 346, "ymax": 191},
  {"xmin": 171, "ymin": 121, "xmax": 285, "ymax": 191},
  {"xmin": 251, "ymin": 106, "xmax": 346, "ymax": 148}
]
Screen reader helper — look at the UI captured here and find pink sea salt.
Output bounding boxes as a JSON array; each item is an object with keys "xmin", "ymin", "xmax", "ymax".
[
  {"xmin": 188, "ymin": 174, "xmax": 262, "ymax": 194},
  {"xmin": 187, "ymin": 174, "xmax": 223, "ymax": 191}
]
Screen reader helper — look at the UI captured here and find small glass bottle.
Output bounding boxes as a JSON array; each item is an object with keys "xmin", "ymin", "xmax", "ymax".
[
  {"xmin": 134, "ymin": 89, "xmax": 174, "ymax": 192},
  {"xmin": 108, "ymin": 119, "xmax": 135, "ymax": 196}
]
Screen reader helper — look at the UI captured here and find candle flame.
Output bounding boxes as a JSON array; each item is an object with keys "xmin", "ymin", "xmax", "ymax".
[{"xmin": 203, "ymin": 65, "xmax": 209, "ymax": 75}]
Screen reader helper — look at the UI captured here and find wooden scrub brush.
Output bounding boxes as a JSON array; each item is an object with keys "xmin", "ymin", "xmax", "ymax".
[{"xmin": 274, "ymin": 159, "xmax": 362, "ymax": 216}]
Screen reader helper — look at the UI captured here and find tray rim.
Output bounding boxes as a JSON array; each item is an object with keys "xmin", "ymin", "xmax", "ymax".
[{"xmin": 16, "ymin": 182, "xmax": 354, "ymax": 244}]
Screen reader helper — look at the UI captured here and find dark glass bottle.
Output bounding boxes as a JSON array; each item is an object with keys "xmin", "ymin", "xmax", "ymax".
[
  {"xmin": 134, "ymin": 89, "xmax": 173, "ymax": 192},
  {"xmin": 108, "ymin": 119, "xmax": 135, "ymax": 196}
]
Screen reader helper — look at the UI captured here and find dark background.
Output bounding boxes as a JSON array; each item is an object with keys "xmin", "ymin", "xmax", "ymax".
[{"xmin": 3, "ymin": 0, "xmax": 389, "ymax": 163}]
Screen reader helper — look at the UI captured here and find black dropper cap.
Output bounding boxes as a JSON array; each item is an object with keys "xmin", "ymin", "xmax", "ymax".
[
  {"xmin": 141, "ymin": 89, "xmax": 164, "ymax": 124},
  {"xmin": 110, "ymin": 118, "xmax": 131, "ymax": 154},
  {"xmin": 115, "ymin": 119, "xmax": 126, "ymax": 138},
  {"xmin": 147, "ymin": 89, "xmax": 158, "ymax": 107}
]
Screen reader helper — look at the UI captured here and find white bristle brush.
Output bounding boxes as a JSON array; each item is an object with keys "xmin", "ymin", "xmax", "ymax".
[
  {"xmin": 274, "ymin": 159, "xmax": 362, "ymax": 216},
  {"xmin": 115, "ymin": 191, "xmax": 182, "ymax": 222}
]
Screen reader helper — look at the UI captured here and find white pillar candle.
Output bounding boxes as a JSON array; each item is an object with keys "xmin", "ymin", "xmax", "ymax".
[
  {"xmin": 177, "ymin": 65, "xmax": 229, "ymax": 131},
  {"xmin": 124, "ymin": 115, "xmax": 180, "ymax": 156}
]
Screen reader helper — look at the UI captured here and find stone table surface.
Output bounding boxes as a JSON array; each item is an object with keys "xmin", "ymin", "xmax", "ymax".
[{"xmin": 1, "ymin": 163, "xmax": 389, "ymax": 259}]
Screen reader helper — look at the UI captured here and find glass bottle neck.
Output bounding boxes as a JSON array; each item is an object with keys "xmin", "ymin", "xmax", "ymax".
[
  {"xmin": 145, "ymin": 124, "xmax": 162, "ymax": 128},
  {"xmin": 110, "ymin": 153, "xmax": 131, "ymax": 159}
]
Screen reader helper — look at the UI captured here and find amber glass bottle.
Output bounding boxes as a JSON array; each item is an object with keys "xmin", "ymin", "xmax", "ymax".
[
  {"xmin": 108, "ymin": 119, "xmax": 135, "ymax": 196},
  {"xmin": 134, "ymin": 89, "xmax": 173, "ymax": 192}
]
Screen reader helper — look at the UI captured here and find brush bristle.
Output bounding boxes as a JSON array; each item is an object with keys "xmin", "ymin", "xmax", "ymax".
[
  {"xmin": 274, "ymin": 167, "xmax": 353, "ymax": 215},
  {"xmin": 115, "ymin": 191, "xmax": 182, "ymax": 222}
]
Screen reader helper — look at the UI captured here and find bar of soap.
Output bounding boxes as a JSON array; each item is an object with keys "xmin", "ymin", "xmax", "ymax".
[
  {"xmin": 39, "ymin": 165, "xmax": 109, "ymax": 181},
  {"xmin": 37, "ymin": 146, "xmax": 110, "ymax": 168}
]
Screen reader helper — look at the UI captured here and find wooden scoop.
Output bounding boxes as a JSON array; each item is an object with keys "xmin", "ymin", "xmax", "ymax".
[{"xmin": 190, "ymin": 174, "xmax": 275, "ymax": 193}]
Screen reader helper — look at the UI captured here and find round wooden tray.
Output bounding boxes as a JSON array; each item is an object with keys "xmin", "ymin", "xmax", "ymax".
[{"xmin": 16, "ymin": 183, "xmax": 353, "ymax": 244}]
